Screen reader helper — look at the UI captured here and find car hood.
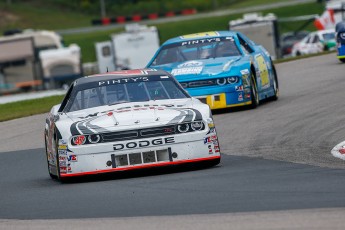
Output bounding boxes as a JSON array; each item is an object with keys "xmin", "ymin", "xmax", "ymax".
[
  {"xmin": 152, "ymin": 56, "xmax": 243, "ymax": 81},
  {"xmin": 58, "ymin": 98, "xmax": 208, "ymax": 136}
]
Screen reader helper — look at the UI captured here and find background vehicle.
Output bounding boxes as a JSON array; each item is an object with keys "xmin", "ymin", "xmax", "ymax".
[
  {"xmin": 280, "ymin": 31, "xmax": 310, "ymax": 57},
  {"xmin": 147, "ymin": 31, "xmax": 279, "ymax": 110},
  {"xmin": 0, "ymin": 29, "xmax": 82, "ymax": 94},
  {"xmin": 44, "ymin": 69, "xmax": 220, "ymax": 180},
  {"xmin": 291, "ymin": 29, "xmax": 336, "ymax": 56},
  {"xmin": 95, "ymin": 24, "xmax": 160, "ymax": 73},
  {"xmin": 336, "ymin": 21, "xmax": 345, "ymax": 62}
]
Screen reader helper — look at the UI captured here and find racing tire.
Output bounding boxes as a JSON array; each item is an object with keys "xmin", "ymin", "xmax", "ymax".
[
  {"xmin": 52, "ymin": 134, "xmax": 67, "ymax": 182},
  {"xmin": 250, "ymin": 73, "xmax": 259, "ymax": 109},
  {"xmin": 207, "ymin": 157, "xmax": 221, "ymax": 167},
  {"xmin": 271, "ymin": 64, "xmax": 279, "ymax": 101},
  {"xmin": 45, "ymin": 136, "xmax": 58, "ymax": 179},
  {"xmin": 340, "ymin": 58, "xmax": 345, "ymax": 63}
]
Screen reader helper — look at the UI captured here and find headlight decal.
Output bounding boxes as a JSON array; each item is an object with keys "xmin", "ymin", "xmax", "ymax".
[
  {"xmin": 88, "ymin": 134, "xmax": 101, "ymax": 144},
  {"xmin": 72, "ymin": 135, "xmax": 86, "ymax": 145},
  {"xmin": 177, "ymin": 123, "xmax": 189, "ymax": 132}
]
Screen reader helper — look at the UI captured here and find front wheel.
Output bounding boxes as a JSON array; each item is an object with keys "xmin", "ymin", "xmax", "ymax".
[
  {"xmin": 45, "ymin": 135, "xmax": 57, "ymax": 179},
  {"xmin": 340, "ymin": 58, "xmax": 345, "ymax": 63},
  {"xmin": 271, "ymin": 64, "xmax": 279, "ymax": 101},
  {"xmin": 250, "ymin": 73, "xmax": 259, "ymax": 109}
]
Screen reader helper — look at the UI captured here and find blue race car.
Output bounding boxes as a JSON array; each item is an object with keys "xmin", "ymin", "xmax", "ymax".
[
  {"xmin": 146, "ymin": 31, "xmax": 278, "ymax": 109},
  {"xmin": 336, "ymin": 22, "xmax": 345, "ymax": 63}
]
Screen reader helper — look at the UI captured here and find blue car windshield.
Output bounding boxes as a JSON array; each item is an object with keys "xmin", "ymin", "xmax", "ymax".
[{"xmin": 151, "ymin": 37, "xmax": 241, "ymax": 66}]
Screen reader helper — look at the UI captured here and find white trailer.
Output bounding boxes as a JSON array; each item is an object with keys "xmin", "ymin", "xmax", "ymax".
[
  {"xmin": 229, "ymin": 13, "xmax": 279, "ymax": 59},
  {"xmin": 96, "ymin": 24, "xmax": 160, "ymax": 73},
  {"xmin": 0, "ymin": 30, "xmax": 82, "ymax": 93}
]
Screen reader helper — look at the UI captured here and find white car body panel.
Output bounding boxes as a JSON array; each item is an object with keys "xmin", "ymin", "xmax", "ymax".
[{"xmin": 44, "ymin": 71, "xmax": 220, "ymax": 179}]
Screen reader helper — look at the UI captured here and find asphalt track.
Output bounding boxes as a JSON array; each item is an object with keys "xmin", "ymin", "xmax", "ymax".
[{"xmin": 1, "ymin": 54, "xmax": 345, "ymax": 229}]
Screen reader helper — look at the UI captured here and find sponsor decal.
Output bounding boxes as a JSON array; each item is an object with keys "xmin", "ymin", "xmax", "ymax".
[
  {"xmin": 208, "ymin": 145, "xmax": 213, "ymax": 154},
  {"xmin": 204, "ymin": 135, "xmax": 218, "ymax": 144},
  {"xmin": 98, "ymin": 77, "xmax": 149, "ymax": 86},
  {"xmin": 68, "ymin": 155, "xmax": 78, "ymax": 162},
  {"xmin": 206, "ymin": 127, "xmax": 216, "ymax": 135},
  {"xmin": 59, "ymin": 140, "xmax": 67, "ymax": 145},
  {"xmin": 58, "ymin": 149, "xmax": 68, "ymax": 155},
  {"xmin": 240, "ymin": 69, "xmax": 250, "ymax": 75},
  {"xmin": 59, "ymin": 156, "xmax": 67, "ymax": 161},
  {"xmin": 178, "ymin": 61, "xmax": 203, "ymax": 68},
  {"xmin": 59, "ymin": 161, "xmax": 67, "ymax": 167},
  {"xmin": 58, "ymin": 145, "xmax": 67, "ymax": 150},
  {"xmin": 214, "ymin": 144, "xmax": 220, "ymax": 153},
  {"xmin": 235, "ymin": 85, "xmax": 243, "ymax": 91},
  {"xmin": 181, "ymin": 38, "xmax": 221, "ymax": 46},
  {"xmin": 238, "ymin": 93, "xmax": 243, "ymax": 101},
  {"xmin": 60, "ymin": 166, "xmax": 72, "ymax": 173},
  {"xmin": 113, "ymin": 137, "xmax": 175, "ymax": 151},
  {"xmin": 171, "ymin": 67, "xmax": 203, "ymax": 76}
]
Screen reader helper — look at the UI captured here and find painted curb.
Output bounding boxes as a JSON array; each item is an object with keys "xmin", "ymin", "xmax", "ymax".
[{"xmin": 331, "ymin": 140, "xmax": 345, "ymax": 160}]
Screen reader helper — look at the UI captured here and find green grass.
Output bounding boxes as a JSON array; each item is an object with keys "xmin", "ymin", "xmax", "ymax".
[
  {"xmin": 0, "ymin": 95, "xmax": 64, "ymax": 122},
  {"xmin": 0, "ymin": 2, "xmax": 94, "ymax": 33}
]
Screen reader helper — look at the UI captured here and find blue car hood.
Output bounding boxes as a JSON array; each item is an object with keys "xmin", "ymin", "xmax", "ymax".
[{"xmin": 152, "ymin": 56, "xmax": 244, "ymax": 82}]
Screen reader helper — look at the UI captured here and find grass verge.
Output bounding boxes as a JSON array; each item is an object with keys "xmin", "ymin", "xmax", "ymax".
[{"xmin": 0, "ymin": 95, "xmax": 64, "ymax": 122}]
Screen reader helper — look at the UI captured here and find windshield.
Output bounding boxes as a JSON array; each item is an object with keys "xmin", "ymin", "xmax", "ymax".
[
  {"xmin": 66, "ymin": 76, "xmax": 189, "ymax": 112},
  {"xmin": 322, "ymin": 33, "xmax": 335, "ymax": 41},
  {"xmin": 151, "ymin": 37, "xmax": 241, "ymax": 66}
]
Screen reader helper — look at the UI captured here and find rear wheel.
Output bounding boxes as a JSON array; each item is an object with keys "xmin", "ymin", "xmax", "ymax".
[
  {"xmin": 250, "ymin": 73, "xmax": 259, "ymax": 109},
  {"xmin": 340, "ymin": 58, "xmax": 345, "ymax": 63}
]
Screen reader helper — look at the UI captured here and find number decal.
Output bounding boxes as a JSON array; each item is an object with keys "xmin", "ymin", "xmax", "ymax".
[
  {"xmin": 181, "ymin": 31, "xmax": 219, "ymax": 39},
  {"xmin": 255, "ymin": 55, "xmax": 270, "ymax": 88}
]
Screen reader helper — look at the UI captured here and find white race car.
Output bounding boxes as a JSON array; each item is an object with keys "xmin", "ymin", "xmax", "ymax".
[
  {"xmin": 44, "ymin": 69, "xmax": 221, "ymax": 180},
  {"xmin": 291, "ymin": 29, "xmax": 336, "ymax": 57}
]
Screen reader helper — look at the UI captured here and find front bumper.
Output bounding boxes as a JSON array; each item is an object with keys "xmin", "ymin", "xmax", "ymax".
[
  {"xmin": 195, "ymin": 92, "xmax": 251, "ymax": 110},
  {"xmin": 57, "ymin": 131, "xmax": 221, "ymax": 178}
]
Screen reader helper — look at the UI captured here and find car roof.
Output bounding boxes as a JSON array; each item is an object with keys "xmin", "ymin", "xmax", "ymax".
[
  {"xmin": 75, "ymin": 69, "xmax": 169, "ymax": 85},
  {"xmin": 162, "ymin": 31, "xmax": 239, "ymax": 45}
]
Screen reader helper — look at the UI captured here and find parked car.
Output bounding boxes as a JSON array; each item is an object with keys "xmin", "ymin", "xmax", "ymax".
[
  {"xmin": 291, "ymin": 29, "xmax": 336, "ymax": 56},
  {"xmin": 280, "ymin": 31, "xmax": 310, "ymax": 57},
  {"xmin": 44, "ymin": 69, "xmax": 221, "ymax": 180},
  {"xmin": 146, "ymin": 31, "xmax": 279, "ymax": 110}
]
